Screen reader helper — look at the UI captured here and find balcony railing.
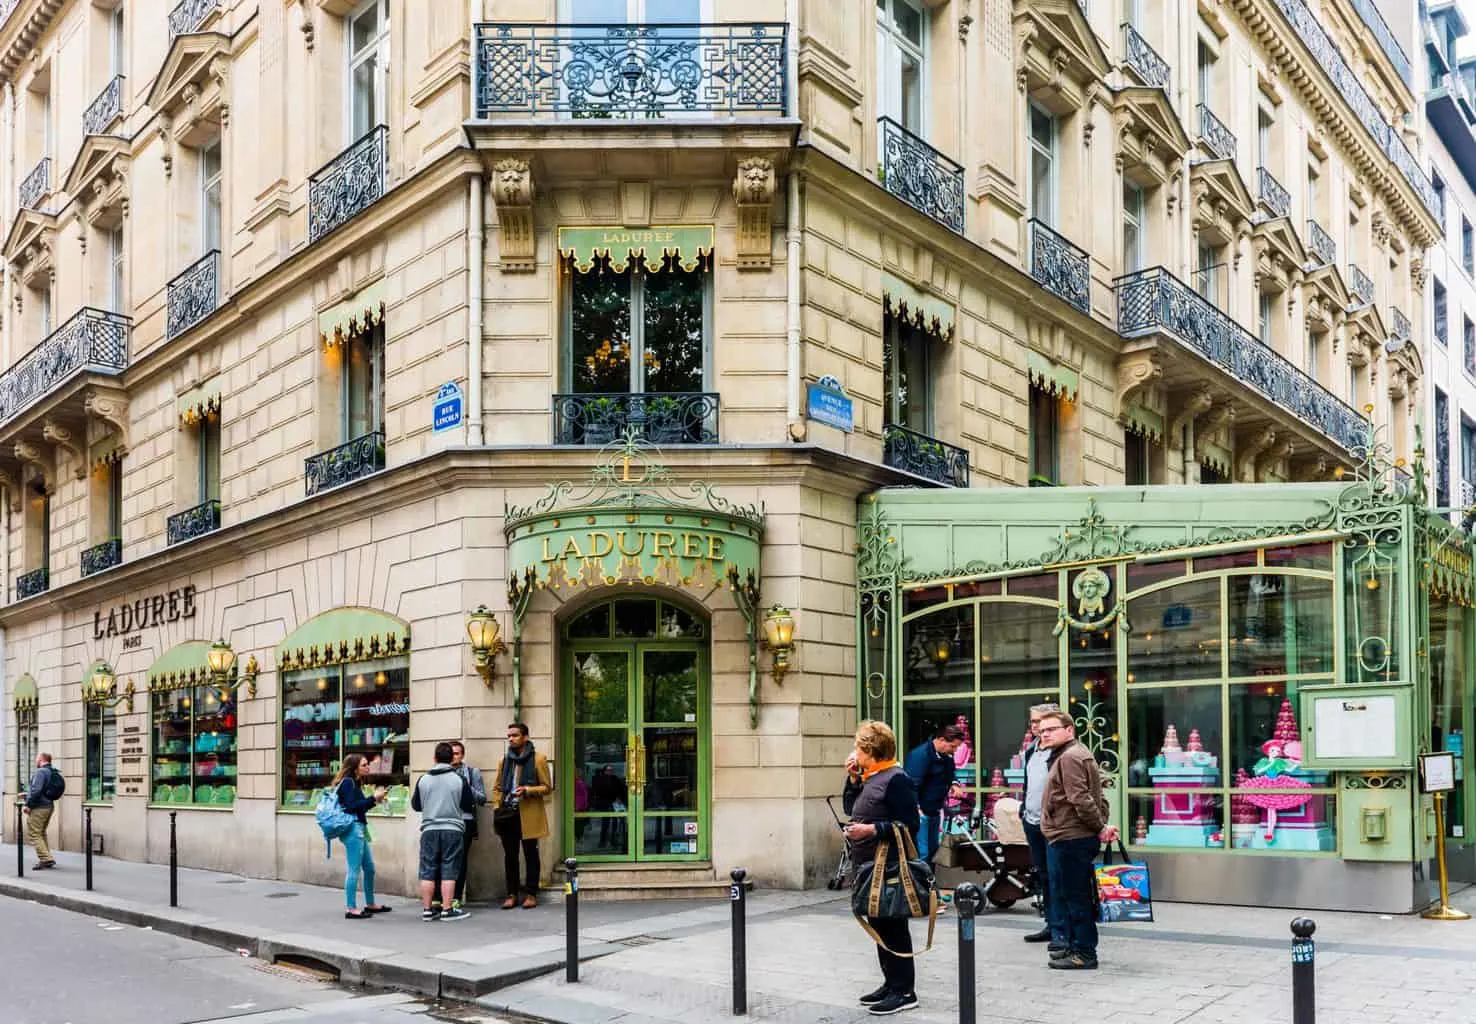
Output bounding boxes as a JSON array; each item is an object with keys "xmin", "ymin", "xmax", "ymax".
[
  {"xmin": 1463, "ymin": 479, "xmax": 1476, "ymax": 509},
  {"xmin": 166, "ymin": 250, "xmax": 220, "ymax": 342},
  {"xmin": 80, "ymin": 538, "xmax": 122, "ymax": 577},
  {"xmin": 1121, "ymin": 24, "xmax": 1170, "ymax": 91},
  {"xmin": 472, "ymin": 22, "xmax": 788, "ymax": 118},
  {"xmin": 308, "ymin": 125, "xmax": 387, "ymax": 244},
  {"xmin": 1390, "ymin": 306, "xmax": 1411, "ymax": 341},
  {"xmin": 883, "ymin": 423, "xmax": 969, "ymax": 488},
  {"xmin": 553, "ymin": 392, "xmax": 719, "ymax": 446},
  {"xmin": 18, "ymin": 157, "xmax": 49, "ymax": 211},
  {"xmin": 1256, "ymin": 167, "xmax": 1291, "ymax": 219},
  {"xmin": 166, "ymin": 500, "xmax": 220, "ymax": 546},
  {"xmin": 82, "ymin": 76, "xmax": 125, "ymax": 136},
  {"xmin": 1350, "ymin": 0, "xmax": 1410, "ymax": 87},
  {"xmin": 305, "ymin": 431, "xmax": 385, "ymax": 496},
  {"xmin": 1028, "ymin": 219, "xmax": 1090, "ymax": 314},
  {"xmin": 1271, "ymin": 0, "xmax": 1438, "ymax": 220},
  {"xmin": 16, "ymin": 568, "xmax": 48, "ymax": 600},
  {"xmin": 1196, "ymin": 104, "xmax": 1236, "ymax": 161},
  {"xmin": 878, "ymin": 116, "xmax": 965, "ymax": 235},
  {"xmin": 1305, "ymin": 220, "xmax": 1335, "ymax": 267},
  {"xmin": 169, "ymin": 0, "xmax": 220, "ymax": 39},
  {"xmin": 0, "ymin": 307, "xmax": 130, "ymax": 430},
  {"xmin": 1117, "ymin": 267, "xmax": 1366, "ymax": 452},
  {"xmin": 1348, "ymin": 263, "xmax": 1374, "ymax": 306}
]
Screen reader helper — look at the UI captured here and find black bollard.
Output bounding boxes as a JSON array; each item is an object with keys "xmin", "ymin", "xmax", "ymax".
[
  {"xmin": 954, "ymin": 883, "xmax": 981, "ymax": 1024},
  {"xmin": 169, "ymin": 811, "xmax": 178, "ymax": 908},
  {"xmin": 15, "ymin": 803, "xmax": 22, "ymax": 878},
  {"xmin": 1291, "ymin": 917, "xmax": 1316, "ymax": 1024},
  {"xmin": 730, "ymin": 867, "xmax": 748, "ymax": 1016},
  {"xmin": 565, "ymin": 858, "xmax": 579, "ymax": 984},
  {"xmin": 84, "ymin": 806, "xmax": 93, "ymax": 892}
]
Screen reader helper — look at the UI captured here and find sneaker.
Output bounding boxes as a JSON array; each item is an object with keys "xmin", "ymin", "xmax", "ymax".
[
  {"xmin": 1048, "ymin": 946, "xmax": 1072, "ymax": 960},
  {"xmin": 440, "ymin": 907, "xmax": 471, "ymax": 922},
  {"xmin": 858, "ymin": 984, "xmax": 891, "ymax": 1005},
  {"xmin": 1049, "ymin": 952, "xmax": 1098, "ymax": 970},
  {"xmin": 421, "ymin": 908, "xmax": 439, "ymax": 922},
  {"xmin": 869, "ymin": 991, "xmax": 918, "ymax": 1016},
  {"xmin": 1023, "ymin": 926, "xmax": 1053, "ymax": 943},
  {"xmin": 430, "ymin": 901, "xmax": 442, "ymax": 912}
]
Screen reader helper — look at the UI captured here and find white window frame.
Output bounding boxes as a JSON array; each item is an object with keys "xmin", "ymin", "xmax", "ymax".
[
  {"xmin": 1028, "ymin": 103, "xmax": 1057, "ymax": 226},
  {"xmin": 346, "ymin": 0, "xmax": 390, "ymax": 143},
  {"xmin": 1257, "ymin": 107, "xmax": 1273, "ymax": 168},
  {"xmin": 1197, "ymin": 39, "xmax": 1214, "ymax": 107},
  {"xmin": 200, "ymin": 140, "xmax": 222, "ymax": 255},
  {"xmin": 109, "ymin": 5, "xmax": 125, "ymax": 77},
  {"xmin": 1196, "ymin": 241, "xmax": 1218, "ymax": 303},
  {"xmin": 876, "ymin": 0, "xmax": 927, "ymax": 136},
  {"xmin": 1258, "ymin": 290, "xmax": 1272, "ymax": 345},
  {"xmin": 1122, "ymin": 182, "xmax": 1144, "ymax": 273},
  {"xmin": 1306, "ymin": 331, "xmax": 1320, "ymax": 376},
  {"xmin": 39, "ymin": 285, "xmax": 51, "ymax": 337},
  {"xmin": 108, "ymin": 227, "xmax": 125, "ymax": 313}
]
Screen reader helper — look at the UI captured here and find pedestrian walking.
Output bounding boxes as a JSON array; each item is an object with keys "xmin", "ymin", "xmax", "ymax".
[
  {"xmin": 1019, "ymin": 703, "xmax": 1062, "ymax": 947},
  {"xmin": 492, "ymin": 723, "xmax": 552, "ymax": 909},
  {"xmin": 902, "ymin": 723, "xmax": 964, "ymax": 872},
  {"xmin": 843, "ymin": 720, "xmax": 921, "ymax": 1017},
  {"xmin": 23, "ymin": 752, "xmax": 62, "ymax": 870},
  {"xmin": 450, "ymin": 740, "xmax": 487, "ymax": 912},
  {"xmin": 332, "ymin": 754, "xmax": 391, "ymax": 919},
  {"xmin": 1037, "ymin": 710, "xmax": 1119, "ymax": 970},
  {"xmin": 412, "ymin": 742, "xmax": 474, "ymax": 922}
]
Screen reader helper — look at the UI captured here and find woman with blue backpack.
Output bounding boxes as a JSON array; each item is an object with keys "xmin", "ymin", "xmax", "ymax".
[{"xmin": 330, "ymin": 754, "xmax": 390, "ymax": 919}]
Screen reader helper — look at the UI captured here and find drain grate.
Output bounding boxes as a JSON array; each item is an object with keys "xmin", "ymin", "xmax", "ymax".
[
  {"xmin": 615, "ymin": 935, "xmax": 666, "ymax": 947},
  {"xmin": 248, "ymin": 960, "xmax": 335, "ymax": 983},
  {"xmin": 263, "ymin": 892, "xmax": 299, "ymax": 899}
]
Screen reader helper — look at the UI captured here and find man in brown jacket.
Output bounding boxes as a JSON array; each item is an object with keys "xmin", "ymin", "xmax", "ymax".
[
  {"xmin": 1038, "ymin": 710, "xmax": 1118, "ymax": 971},
  {"xmin": 492, "ymin": 722, "xmax": 553, "ymax": 909}
]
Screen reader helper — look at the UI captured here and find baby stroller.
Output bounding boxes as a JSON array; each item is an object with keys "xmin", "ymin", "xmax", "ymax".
[
  {"xmin": 949, "ymin": 797, "xmax": 1042, "ymax": 909},
  {"xmin": 825, "ymin": 794, "xmax": 853, "ymax": 890}
]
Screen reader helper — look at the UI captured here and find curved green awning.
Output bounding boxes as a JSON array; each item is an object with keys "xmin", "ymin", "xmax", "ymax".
[
  {"xmin": 1027, "ymin": 350, "xmax": 1079, "ymax": 402},
  {"xmin": 12, "ymin": 672, "xmax": 37, "ymax": 712},
  {"xmin": 558, "ymin": 225, "xmax": 714, "ymax": 274},
  {"xmin": 276, "ymin": 607, "xmax": 410, "ymax": 672},
  {"xmin": 147, "ymin": 641, "xmax": 215, "ymax": 691},
  {"xmin": 884, "ymin": 273, "xmax": 956, "ymax": 343}
]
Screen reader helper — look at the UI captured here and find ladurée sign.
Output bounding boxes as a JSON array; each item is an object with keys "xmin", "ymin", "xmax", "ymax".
[{"xmin": 93, "ymin": 585, "xmax": 198, "ymax": 639}]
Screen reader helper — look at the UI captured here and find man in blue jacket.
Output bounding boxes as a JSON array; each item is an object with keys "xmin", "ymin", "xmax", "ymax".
[{"xmin": 903, "ymin": 724, "xmax": 965, "ymax": 870}]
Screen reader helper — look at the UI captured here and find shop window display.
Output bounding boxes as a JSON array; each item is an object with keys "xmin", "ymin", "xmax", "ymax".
[
  {"xmin": 152, "ymin": 686, "xmax": 237, "ymax": 805},
  {"xmin": 1430, "ymin": 598, "xmax": 1466, "ymax": 840},
  {"xmin": 281, "ymin": 656, "xmax": 410, "ymax": 814},
  {"xmin": 903, "ymin": 604, "xmax": 975, "ymax": 696},
  {"xmin": 86, "ymin": 702, "xmax": 116, "ymax": 803},
  {"xmin": 15, "ymin": 708, "xmax": 37, "ymax": 798},
  {"xmin": 1345, "ymin": 540, "xmax": 1400, "ymax": 683}
]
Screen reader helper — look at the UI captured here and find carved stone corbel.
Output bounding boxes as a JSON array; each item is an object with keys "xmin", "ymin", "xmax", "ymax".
[
  {"xmin": 0, "ymin": 469, "xmax": 21, "ymax": 513},
  {"xmin": 1116, "ymin": 350, "xmax": 1163, "ymax": 422},
  {"xmin": 490, "ymin": 158, "xmax": 536, "ymax": 272},
  {"xmin": 42, "ymin": 421, "xmax": 84, "ymax": 480},
  {"xmin": 733, "ymin": 157, "xmax": 777, "ymax": 270},
  {"xmin": 15, "ymin": 440, "xmax": 53, "ymax": 494},
  {"xmin": 1237, "ymin": 427, "xmax": 1276, "ymax": 482},
  {"xmin": 85, "ymin": 390, "xmax": 131, "ymax": 453},
  {"xmin": 158, "ymin": 117, "xmax": 175, "ymax": 178},
  {"xmin": 210, "ymin": 56, "xmax": 231, "ymax": 129},
  {"xmin": 1257, "ymin": 438, "xmax": 1294, "ymax": 482}
]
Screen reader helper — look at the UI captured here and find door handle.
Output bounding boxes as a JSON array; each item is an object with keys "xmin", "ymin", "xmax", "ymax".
[{"xmin": 626, "ymin": 737, "xmax": 638, "ymax": 791}]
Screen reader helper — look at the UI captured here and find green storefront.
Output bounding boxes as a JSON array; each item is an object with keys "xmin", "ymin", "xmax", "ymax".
[{"xmin": 857, "ymin": 448, "xmax": 1473, "ymax": 913}]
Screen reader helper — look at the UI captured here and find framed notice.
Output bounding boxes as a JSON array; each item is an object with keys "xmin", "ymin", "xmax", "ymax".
[
  {"xmin": 1298, "ymin": 683, "xmax": 1412, "ymax": 769},
  {"xmin": 1420, "ymin": 752, "xmax": 1457, "ymax": 794}
]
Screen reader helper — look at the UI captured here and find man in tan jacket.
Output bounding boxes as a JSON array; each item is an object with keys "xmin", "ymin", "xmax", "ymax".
[
  {"xmin": 491, "ymin": 722, "xmax": 553, "ymax": 909},
  {"xmin": 1038, "ymin": 710, "xmax": 1118, "ymax": 971}
]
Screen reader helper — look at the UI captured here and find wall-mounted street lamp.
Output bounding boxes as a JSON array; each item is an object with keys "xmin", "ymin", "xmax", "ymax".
[
  {"xmin": 467, "ymin": 605, "xmax": 509, "ymax": 690},
  {"xmin": 206, "ymin": 639, "xmax": 258, "ymax": 699},
  {"xmin": 761, "ymin": 605, "xmax": 796, "ymax": 685},
  {"xmin": 82, "ymin": 660, "xmax": 135, "ymax": 712}
]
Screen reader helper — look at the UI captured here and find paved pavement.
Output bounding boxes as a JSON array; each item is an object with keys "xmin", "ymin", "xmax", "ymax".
[{"xmin": 5, "ymin": 843, "xmax": 1476, "ymax": 1024}]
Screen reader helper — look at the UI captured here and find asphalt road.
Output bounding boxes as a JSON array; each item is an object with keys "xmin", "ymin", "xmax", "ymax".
[{"xmin": 0, "ymin": 897, "xmax": 512, "ymax": 1024}]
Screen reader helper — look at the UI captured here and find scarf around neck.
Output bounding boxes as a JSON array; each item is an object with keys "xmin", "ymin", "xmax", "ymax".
[
  {"xmin": 862, "ymin": 758, "xmax": 900, "ymax": 781},
  {"xmin": 501, "ymin": 741, "xmax": 536, "ymax": 797}
]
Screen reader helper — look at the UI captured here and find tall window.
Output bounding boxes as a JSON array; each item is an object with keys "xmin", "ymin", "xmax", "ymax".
[
  {"xmin": 86, "ymin": 703, "xmax": 116, "ymax": 803},
  {"xmin": 200, "ymin": 141, "xmax": 222, "ymax": 254},
  {"xmin": 1029, "ymin": 105, "xmax": 1057, "ymax": 225},
  {"xmin": 1463, "ymin": 416, "xmax": 1476, "ymax": 492},
  {"xmin": 15, "ymin": 700, "xmax": 37, "ymax": 803},
  {"xmin": 1465, "ymin": 217, "xmax": 1474, "ymax": 277},
  {"xmin": 1122, "ymin": 182, "xmax": 1144, "ymax": 273},
  {"xmin": 38, "ymin": 284, "xmax": 51, "ymax": 336},
  {"xmin": 1348, "ymin": 362, "xmax": 1362, "ymax": 406},
  {"xmin": 1434, "ymin": 172, "xmax": 1447, "ymax": 227},
  {"xmin": 348, "ymin": 0, "xmax": 390, "ymax": 139},
  {"xmin": 1465, "ymin": 316, "xmax": 1475, "ymax": 377},
  {"xmin": 199, "ymin": 411, "xmax": 221, "ymax": 505},
  {"xmin": 1436, "ymin": 387, "xmax": 1451, "ymax": 510},
  {"xmin": 1197, "ymin": 40, "xmax": 1214, "ymax": 107},
  {"xmin": 568, "ymin": 264, "xmax": 707, "ymax": 396},
  {"xmin": 1435, "ymin": 278, "xmax": 1448, "ymax": 345},
  {"xmin": 342, "ymin": 323, "xmax": 384, "ymax": 442},
  {"xmin": 1124, "ymin": 428, "xmax": 1150, "ymax": 485},
  {"xmin": 1028, "ymin": 384, "xmax": 1059, "ymax": 486},
  {"xmin": 109, "ymin": 4, "xmax": 125, "ymax": 76},
  {"xmin": 1195, "ymin": 242, "xmax": 1219, "ymax": 303},
  {"xmin": 883, "ymin": 313, "xmax": 931, "ymax": 432},
  {"xmin": 108, "ymin": 227, "xmax": 125, "ymax": 313},
  {"xmin": 281, "ymin": 658, "xmax": 410, "ymax": 811},
  {"xmin": 1306, "ymin": 155, "xmax": 1322, "ymax": 220},
  {"xmin": 1257, "ymin": 108, "xmax": 1272, "ymax": 167},
  {"xmin": 152, "ymin": 685, "xmax": 237, "ymax": 806},
  {"xmin": 1257, "ymin": 290, "xmax": 1272, "ymax": 345},
  {"xmin": 1306, "ymin": 332, "xmax": 1321, "ymax": 377},
  {"xmin": 41, "ymin": 88, "xmax": 51, "ymax": 160},
  {"xmin": 876, "ymin": 0, "xmax": 925, "ymax": 134}
]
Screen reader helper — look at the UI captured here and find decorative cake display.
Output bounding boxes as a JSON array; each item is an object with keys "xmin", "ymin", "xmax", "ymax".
[
  {"xmin": 1145, "ymin": 723, "xmax": 1223, "ymax": 847},
  {"xmin": 1236, "ymin": 699, "xmax": 1334, "ymax": 851}
]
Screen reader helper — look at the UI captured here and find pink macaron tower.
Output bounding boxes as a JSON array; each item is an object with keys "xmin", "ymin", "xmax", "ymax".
[
  {"xmin": 1145, "ymin": 723, "xmax": 1222, "ymax": 847},
  {"xmin": 1238, "ymin": 700, "xmax": 1334, "ymax": 850}
]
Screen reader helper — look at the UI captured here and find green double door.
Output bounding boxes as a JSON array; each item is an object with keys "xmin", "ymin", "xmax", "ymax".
[{"xmin": 564, "ymin": 628, "xmax": 709, "ymax": 862}]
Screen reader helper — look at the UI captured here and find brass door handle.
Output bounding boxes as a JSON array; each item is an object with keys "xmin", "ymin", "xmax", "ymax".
[{"xmin": 626, "ymin": 738, "xmax": 638, "ymax": 791}]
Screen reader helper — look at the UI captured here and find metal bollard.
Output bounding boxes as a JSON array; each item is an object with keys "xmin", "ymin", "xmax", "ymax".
[
  {"xmin": 84, "ymin": 806, "xmax": 93, "ymax": 892},
  {"xmin": 169, "ymin": 811, "xmax": 178, "ymax": 908},
  {"xmin": 954, "ymin": 883, "xmax": 981, "ymax": 1024},
  {"xmin": 730, "ymin": 867, "xmax": 748, "ymax": 1016},
  {"xmin": 1291, "ymin": 917, "xmax": 1316, "ymax": 1024},
  {"xmin": 15, "ymin": 803, "xmax": 22, "ymax": 878},
  {"xmin": 565, "ymin": 858, "xmax": 579, "ymax": 984}
]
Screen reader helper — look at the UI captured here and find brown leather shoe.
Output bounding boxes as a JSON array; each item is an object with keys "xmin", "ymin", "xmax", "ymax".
[
  {"xmin": 521, "ymin": 895, "xmax": 538, "ymax": 909},
  {"xmin": 501, "ymin": 896, "xmax": 518, "ymax": 910}
]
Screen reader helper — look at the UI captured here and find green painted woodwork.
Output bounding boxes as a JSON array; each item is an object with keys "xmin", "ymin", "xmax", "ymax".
[
  {"xmin": 1340, "ymin": 777, "xmax": 1414, "ymax": 861},
  {"xmin": 147, "ymin": 641, "xmax": 215, "ymax": 691},
  {"xmin": 275, "ymin": 607, "xmax": 410, "ymax": 671},
  {"xmin": 557, "ymin": 225, "xmax": 715, "ymax": 274},
  {"xmin": 1298, "ymin": 683, "xmax": 1415, "ymax": 769}
]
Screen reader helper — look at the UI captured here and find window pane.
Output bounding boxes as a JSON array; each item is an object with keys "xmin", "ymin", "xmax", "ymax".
[
  {"xmin": 1126, "ymin": 686, "xmax": 1224, "ymax": 848},
  {"xmin": 1128, "ymin": 579, "xmax": 1222, "ymax": 683},
  {"xmin": 1230, "ymin": 792, "xmax": 1335, "ymax": 850},
  {"xmin": 346, "ymin": 331, "xmax": 379, "ymax": 439},
  {"xmin": 903, "ymin": 604, "xmax": 975, "ymax": 696},
  {"xmin": 352, "ymin": 54, "xmax": 379, "ymax": 137},
  {"xmin": 574, "ymin": 651, "xmax": 631, "ymax": 724},
  {"xmin": 343, "ymin": 657, "xmax": 410, "ymax": 815},
  {"xmin": 1344, "ymin": 541, "xmax": 1400, "ymax": 682},
  {"xmin": 643, "ymin": 650, "xmax": 699, "ymax": 723},
  {"xmin": 894, "ymin": 0, "xmax": 923, "ymax": 45},
  {"xmin": 86, "ymin": 704, "xmax": 116, "ymax": 802},
  {"xmin": 1029, "ymin": 386, "xmax": 1057, "ymax": 482},
  {"xmin": 1431, "ymin": 599, "xmax": 1467, "ymax": 841},
  {"xmin": 282, "ymin": 668, "xmax": 341, "ymax": 808},
  {"xmin": 572, "ymin": 0, "xmax": 627, "ymax": 21},
  {"xmin": 646, "ymin": 0, "xmax": 700, "ymax": 23},
  {"xmin": 614, "ymin": 598, "xmax": 658, "ymax": 639},
  {"xmin": 192, "ymin": 684, "xmax": 237, "ymax": 805},
  {"xmin": 642, "ymin": 269, "xmax": 704, "ymax": 392},
  {"xmin": 201, "ymin": 417, "xmax": 222, "ymax": 502},
  {"xmin": 567, "ymin": 604, "xmax": 611, "ymax": 639},
  {"xmin": 152, "ymin": 690, "xmax": 194, "ymax": 804},
  {"xmin": 1227, "ymin": 574, "xmax": 1333, "ymax": 678},
  {"xmin": 350, "ymin": 5, "xmax": 381, "ymax": 52},
  {"xmin": 979, "ymin": 601, "xmax": 1059, "ymax": 692},
  {"xmin": 571, "ymin": 269, "xmax": 633, "ymax": 393},
  {"xmin": 899, "ymin": 51, "xmax": 921, "ymax": 132}
]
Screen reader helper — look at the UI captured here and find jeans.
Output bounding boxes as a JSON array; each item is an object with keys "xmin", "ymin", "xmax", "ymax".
[
  {"xmin": 495, "ymin": 813, "xmax": 541, "ymax": 897},
  {"xmin": 1022, "ymin": 820, "xmax": 1059, "ymax": 942},
  {"xmin": 866, "ymin": 916, "xmax": 914, "ymax": 995},
  {"xmin": 920, "ymin": 809, "xmax": 942, "ymax": 872},
  {"xmin": 27, "ymin": 806, "xmax": 53, "ymax": 863},
  {"xmin": 342, "ymin": 823, "xmax": 375, "ymax": 910},
  {"xmin": 454, "ymin": 830, "xmax": 476, "ymax": 904},
  {"xmin": 1046, "ymin": 835, "xmax": 1099, "ymax": 958}
]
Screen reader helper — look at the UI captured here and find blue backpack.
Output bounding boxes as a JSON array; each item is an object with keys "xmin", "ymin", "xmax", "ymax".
[{"xmin": 315, "ymin": 788, "xmax": 356, "ymax": 859}]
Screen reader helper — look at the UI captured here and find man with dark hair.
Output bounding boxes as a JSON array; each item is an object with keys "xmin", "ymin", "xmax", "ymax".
[
  {"xmin": 902, "ymin": 723, "xmax": 965, "ymax": 871},
  {"xmin": 492, "ymin": 723, "xmax": 553, "ymax": 909},
  {"xmin": 412, "ymin": 741, "xmax": 474, "ymax": 921}
]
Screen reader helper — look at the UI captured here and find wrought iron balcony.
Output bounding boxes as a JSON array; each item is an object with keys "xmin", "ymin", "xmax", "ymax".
[
  {"xmin": 1116, "ymin": 267, "xmax": 1366, "ymax": 452},
  {"xmin": 1305, "ymin": 220, "xmax": 1335, "ymax": 267},
  {"xmin": 81, "ymin": 538, "xmax": 122, "ymax": 577},
  {"xmin": 166, "ymin": 500, "xmax": 220, "ymax": 546},
  {"xmin": 1349, "ymin": 0, "xmax": 1410, "ymax": 87},
  {"xmin": 18, "ymin": 157, "xmax": 49, "ymax": 211},
  {"xmin": 169, "ymin": 0, "xmax": 220, "ymax": 38},
  {"xmin": 0, "ymin": 307, "xmax": 129, "ymax": 430},
  {"xmin": 554, "ymin": 392, "xmax": 718, "ymax": 446},
  {"xmin": 308, "ymin": 125, "xmax": 387, "ymax": 244},
  {"xmin": 883, "ymin": 423, "xmax": 969, "ymax": 487},
  {"xmin": 166, "ymin": 251, "xmax": 220, "ymax": 342},
  {"xmin": 1390, "ymin": 306, "xmax": 1411, "ymax": 341},
  {"xmin": 472, "ymin": 22, "xmax": 787, "ymax": 118},
  {"xmin": 305, "ymin": 432, "xmax": 385, "ymax": 497},
  {"xmin": 878, "ymin": 116, "xmax": 965, "ymax": 235},
  {"xmin": 1256, "ymin": 167, "xmax": 1290, "ymax": 219},
  {"xmin": 1121, "ymin": 24, "xmax": 1170, "ymax": 92},
  {"xmin": 82, "ymin": 76, "xmax": 125, "ymax": 136},
  {"xmin": 1271, "ymin": 0, "xmax": 1438, "ymax": 220},
  {"xmin": 1196, "ymin": 104, "xmax": 1235, "ymax": 162},
  {"xmin": 16, "ymin": 568, "xmax": 48, "ymax": 600},
  {"xmin": 1348, "ymin": 263, "xmax": 1374, "ymax": 306},
  {"xmin": 1028, "ymin": 219, "xmax": 1090, "ymax": 314}
]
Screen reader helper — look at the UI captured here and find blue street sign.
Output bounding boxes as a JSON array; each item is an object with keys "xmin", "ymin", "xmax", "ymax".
[
  {"xmin": 433, "ymin": 382, "xmax": 464, "ymax": 434},
  {"xmin": 807, "ymin": 379, "xmax": 854, "ymax": 433}
]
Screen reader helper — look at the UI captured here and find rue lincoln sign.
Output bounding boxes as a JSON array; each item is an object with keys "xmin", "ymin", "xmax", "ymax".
[{"xmin": 93, "ymin": 585, "xmax": 198, "ymax": 640}]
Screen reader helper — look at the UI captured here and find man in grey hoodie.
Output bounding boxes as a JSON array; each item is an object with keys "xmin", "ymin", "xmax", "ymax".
[{"xmin": 411, "ymin": 742, "xmax": 475, "ymax": 921}]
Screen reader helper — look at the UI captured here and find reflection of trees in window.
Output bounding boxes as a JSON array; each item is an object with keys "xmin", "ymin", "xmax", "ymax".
[
  {"xmin": 569, "ymin": 260, "xmax": 707, "ymax": 394},
  {"xmin": 883, "ymin": 313, "xmax": 930, "ymax": 430}
]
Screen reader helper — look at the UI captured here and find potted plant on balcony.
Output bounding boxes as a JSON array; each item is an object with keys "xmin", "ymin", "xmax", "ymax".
[
  {"xmin": 582, "ymin": 397, "xmax": 622, "ymax": 446},
  {"xmin": 914, "ymin": 439, "xmax": 948, "ymax": 480},
  {"xmin": 643, "ymin": 395, "xmax": 687, "ymax": 445}
]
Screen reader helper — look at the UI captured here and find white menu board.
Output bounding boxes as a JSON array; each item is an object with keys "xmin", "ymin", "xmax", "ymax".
[
  {"xmin": 1312, "ymin": 695, "xmax": 1398, "ymax": 760},
  {"xmin": 1421, "ymin": 752, "xmax": 1457, "ymax": 794}
]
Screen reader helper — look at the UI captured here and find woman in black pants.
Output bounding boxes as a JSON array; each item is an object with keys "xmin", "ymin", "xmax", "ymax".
[{"xmin": 843, "ymin": 720, "xmax": 921, "ymax": 1017}]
